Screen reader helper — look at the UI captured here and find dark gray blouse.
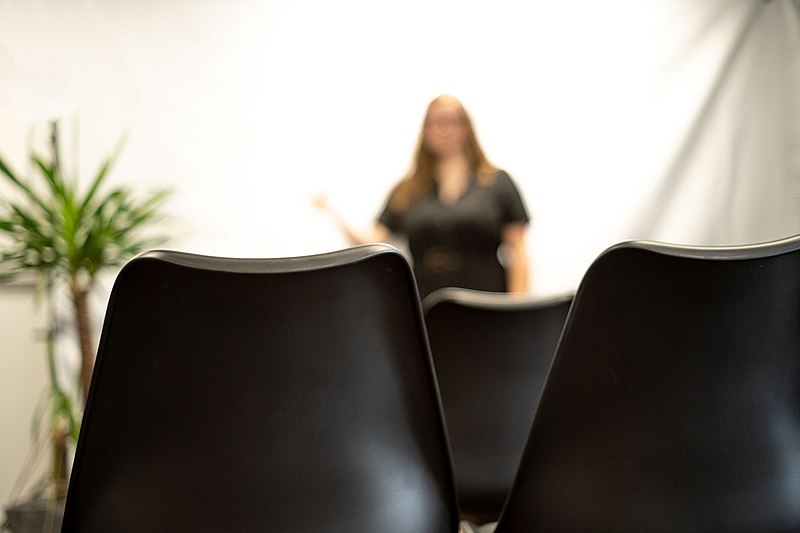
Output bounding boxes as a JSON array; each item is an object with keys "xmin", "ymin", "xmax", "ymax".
[{"xmin": 379, "ymin": 170, "xmax": 529, "ymax": 298}]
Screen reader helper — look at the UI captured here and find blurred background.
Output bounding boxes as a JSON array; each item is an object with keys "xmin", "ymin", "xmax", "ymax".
[{"xmin": 1, "ymin": 0, "xmax": 799, "ymax": 504}]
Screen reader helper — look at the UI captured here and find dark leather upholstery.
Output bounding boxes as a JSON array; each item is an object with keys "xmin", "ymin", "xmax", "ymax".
[
  {"xmin": 62, "ymin": 244, "xmax": 458, "ymax": 533},
  {"xmin": 495, "ymin": 235, "xmax": 800, "ymax": 532},
  {"xmin": 423, "ymin": 288, "xmax": 572, "ymax": 524}
]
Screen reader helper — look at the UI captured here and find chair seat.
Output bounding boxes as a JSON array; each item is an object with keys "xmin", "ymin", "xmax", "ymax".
[
  {"xmin": 62, "ymin": 245, "xmax": 459, "ymax": 533},
  {"xmin": 424, "ymin": 288, "xmax": 572, "ymax": 524},
  {"xmin": 495, "ymin": 235, "xmax": 800, "ymax": 532}
]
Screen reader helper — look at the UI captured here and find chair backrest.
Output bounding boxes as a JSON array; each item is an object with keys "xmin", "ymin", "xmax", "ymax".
[
  {"xmin": 62, "ymin": 244, "xmax": 459, "ymax": 533},
  {"xmin": 495, "ymin": 236, "xmax": 800, "ymax": 532},
  {"xmin": 423, "ymin": 288, "xmax": 572, "ymax": 524}
]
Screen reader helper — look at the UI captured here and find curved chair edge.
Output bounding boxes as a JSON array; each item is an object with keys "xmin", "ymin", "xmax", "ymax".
[
  {"xmin": 125, "ymin": 243, "xmax": 405, "ymax": 275},
  {"xmin": 603, "ymin": 233, "xmax": 800, "ymax": 261},
  {"xmin": 422, "ymin": 288, "xmax": 574, "ymax": 315}
]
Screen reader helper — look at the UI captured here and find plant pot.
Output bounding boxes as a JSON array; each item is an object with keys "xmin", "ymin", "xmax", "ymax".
[{"xmin": 4, "ymin": 499, "xmax": 64, "ymax": 533}]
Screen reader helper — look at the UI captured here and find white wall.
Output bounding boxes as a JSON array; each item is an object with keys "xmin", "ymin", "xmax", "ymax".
[
  {"xmin": 1, "ymin": 0, "xmax": 799, "ymax": 504},
  {"xmin": 0, "ymin": 283, "xmax": 47, "ymax": 507}
]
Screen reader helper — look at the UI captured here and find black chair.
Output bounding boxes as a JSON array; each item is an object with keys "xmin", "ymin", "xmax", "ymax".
[
  {"xmin": 423, "ymin": 288, "xmax": 572, "ymax": 525},
  {"xmin": 495, "ymin": 235, "xmax": 800, "ymax": 532},
  {"xmin": 62, "ymin": 244, "xmax": 459, "ymax": 533}
]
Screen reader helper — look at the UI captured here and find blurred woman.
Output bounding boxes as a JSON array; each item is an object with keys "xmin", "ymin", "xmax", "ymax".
[{"xmin": 317, "ymin": 94, "xmax": 530, "ymax": 298}]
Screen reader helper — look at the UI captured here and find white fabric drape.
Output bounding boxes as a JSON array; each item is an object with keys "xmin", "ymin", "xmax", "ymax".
[{"xmin": 632, "ymin": 0, "xmax": 800, "ymax": 246}]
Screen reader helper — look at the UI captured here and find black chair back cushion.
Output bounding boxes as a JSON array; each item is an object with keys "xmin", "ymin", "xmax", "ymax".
[
  {"xmin": 62, "ymin": 245, "xmax": 458, "ymax": 533},
  {"xmin": 496, "ymin": 237, "xmax": 800, "ymax": 532}
]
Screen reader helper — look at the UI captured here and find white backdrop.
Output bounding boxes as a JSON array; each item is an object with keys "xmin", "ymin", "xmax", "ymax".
[{"xmin": 1, "ymin": 0, "xmax": 800, "ymax": 501}]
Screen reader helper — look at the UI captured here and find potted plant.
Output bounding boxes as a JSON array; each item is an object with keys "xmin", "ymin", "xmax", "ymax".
[{"xmin": 0, "ymin": 121, "xmax": 171, "ymax": 532}]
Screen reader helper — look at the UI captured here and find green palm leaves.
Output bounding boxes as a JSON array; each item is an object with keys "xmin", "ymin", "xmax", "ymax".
[{"xmin": 0, "ymin": 127, "xmax": 170, "ymax": 284}]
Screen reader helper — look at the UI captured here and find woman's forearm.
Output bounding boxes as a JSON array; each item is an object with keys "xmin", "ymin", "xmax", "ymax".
[{"xmin": 502, "ymin": 222, "xmax": 530, "ymax": 292}]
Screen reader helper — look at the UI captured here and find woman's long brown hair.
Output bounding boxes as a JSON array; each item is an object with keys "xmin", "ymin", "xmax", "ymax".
[{"xmin": 388, "ymin": 95, "xmax": 497, "ymax": 212}]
